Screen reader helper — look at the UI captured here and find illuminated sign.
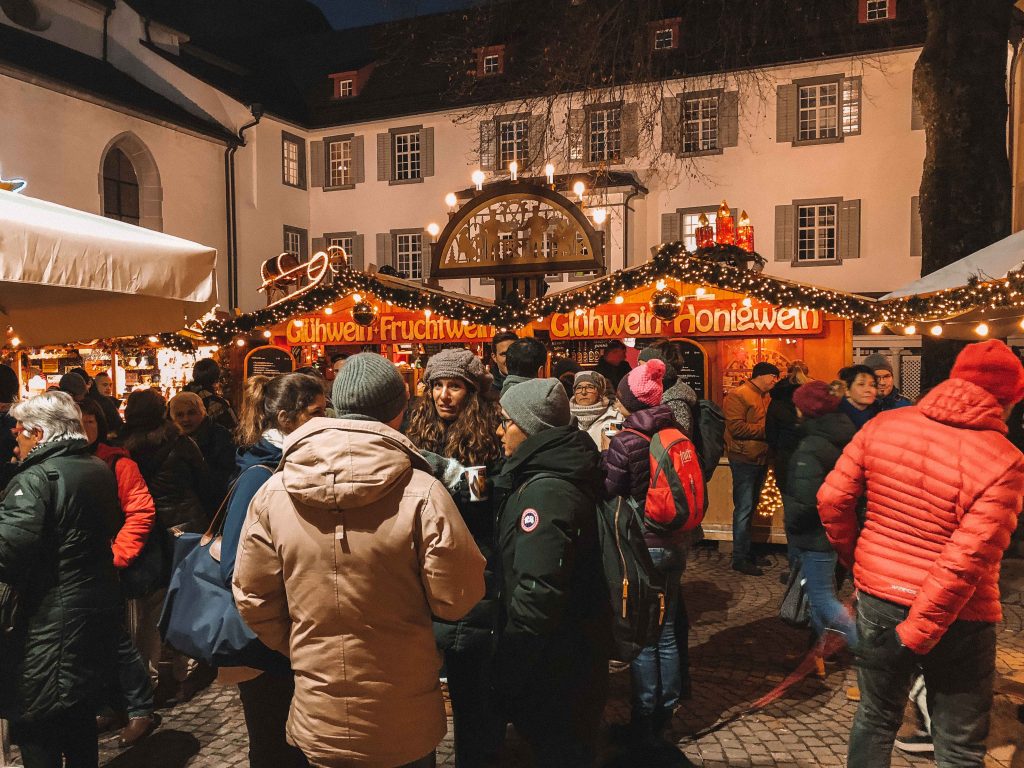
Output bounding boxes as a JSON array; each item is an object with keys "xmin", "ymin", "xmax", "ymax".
[
  {"xmin": 545, "ymin": 302, "xmax": 823, "ymax": 339},
  {"xmin": 285, "ymin": 312, "xmax": 497, "ymax": 345}
]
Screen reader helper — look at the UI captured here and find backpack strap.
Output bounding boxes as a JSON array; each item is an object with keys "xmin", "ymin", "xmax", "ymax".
[
  {"xmin": 621, "ymin": 427, "xmax": 651, "ymax": 442},
  {"xmin": 200, "ymin": 464, "xmax": 274, "ymax": 546}
]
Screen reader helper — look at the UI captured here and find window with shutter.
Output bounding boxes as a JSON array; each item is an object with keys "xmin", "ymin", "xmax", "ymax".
[
  {"xmin": 281, "ymin": 132, "xmax": 306, "ymax": 188},
  {"xmin": 283, "ymin": 225, "xmax": 309, "ymax": 261},
  {"xmin": 323, "ymin": 135, "xmax": 354, "ymax": 190},
  {"xmin": 585, "ymin": 103, "xmax": 622, "ymax": 163},
  {"xmin": 786, "ymin": 197, "xmax": 846, "ymax": 264},
  {"xmin": 859, "ymin": 0, "xmax": 896, "ymax": 22},
  {"xmin": 325, "ymin": 231, "xmax": 362, "ymax": 270},
  {"xmin": 394, "ymin": 231, "xmax": 424, "ymax": 280},
  {"xmin": 680, "ymin": 91, "xmax": 721, "ymax": 155},
  {"xmin": 790, "ymin": 75, "xmax": 854, "ymax": 145},
  {"xmin": 387, "ymin": 125, "xmax": 424, "ymax": 185}
]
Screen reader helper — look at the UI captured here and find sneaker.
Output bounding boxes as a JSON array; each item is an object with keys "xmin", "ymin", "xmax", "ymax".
[
  {"xmin": 732, "ymin": 561, "xmax": 764, "ymax": 576},
  {"xmin": 894, "ymin": 732, "xmax": 934, "ymax": 754}
]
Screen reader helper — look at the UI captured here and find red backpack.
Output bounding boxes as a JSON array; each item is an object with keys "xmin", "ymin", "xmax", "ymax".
[{"xmin": 623, "ymin": 427, "xmax": 707, "ymax": 534}]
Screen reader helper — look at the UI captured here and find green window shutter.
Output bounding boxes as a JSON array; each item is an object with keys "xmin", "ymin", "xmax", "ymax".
[
  {"xmin": 839, "ymin": 199, "xmax": 861, "ymax": 260},
  {"xmin": 376, "ymin": 133, "xmax": 391, "ymax": 181},
  {"xmin": 353, "ymin": 136, "xmax": 365, "ymax": 184},
  {"xmin": 661, "ymin": 212, "xmax": 681, "ymax": 244},
  {"xmin": 776, "ymin": 84, "xmax": 797, "ymax": 143},
  {"xmin": 421, "ymin": 127, "xmax": 435, "ymax": 177},
  {"xmin": 310, "ymin": 141, "xmax": 324, "ymax": 188},
  {"xmin": 621, "ymin": 103, "xmax": 640, "ymax": 159},
  {"xmin": 568, "ymin": 108, "xmax": 586, "ymax": 162},
  {"xmin": 719, "ymin": 91, "xmax": 740, "ymax": 148},
  {"xmin": 479, "ymin": 120, "xmax": 496, "ymax": 171},
  {"xmin": 527, "ymin": 113, "xmax": 546, "ymax": 169},
  {"xmin": 375, "ymin": 232, "xmax": 393, "ymax": 270},
  {"xmin": 774, "ymin": 204, "xmax": 795, "ymax": 261},
  {"xmin": 661, "ymin": 97, "xmax": 681, "ymax": 154}
]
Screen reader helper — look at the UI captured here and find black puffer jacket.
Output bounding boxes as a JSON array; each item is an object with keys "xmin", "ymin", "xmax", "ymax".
[
  {"xmin": 123, "ymin": 422, "xmax": 217, "ymax": 535},
  {"xmin": 766, "ymin": 379, "xmax": 802, "ymax": 493},
  {"xmin": 781, "ymin": 412, "xmax": 856, "ymax": 551},
  {"xmin": 431, "ymin": 457, "xmax": 503, "ymax": 653},
  {"xmin": 0, "ymin": 439, "xmax": 121, "ymax": 722}
]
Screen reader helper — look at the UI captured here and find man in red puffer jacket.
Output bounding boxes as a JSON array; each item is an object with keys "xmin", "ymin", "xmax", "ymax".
[{"xmin": 818, "ymin": 340, "xmax": 1024, "ymax": 768}]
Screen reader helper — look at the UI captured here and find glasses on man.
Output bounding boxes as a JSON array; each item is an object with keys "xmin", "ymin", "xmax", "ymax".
[{"xmin": 500, "ymin": 416, "xmax": 516, "ymax": 431}]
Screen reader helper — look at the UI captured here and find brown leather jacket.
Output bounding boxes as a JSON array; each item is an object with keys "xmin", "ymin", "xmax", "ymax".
[
  {"xmin": 233, "ymin": 417, "xmax": 485, "ymax": 767},
  {"xmin": 724, "ymin": 380, "xmax": 770, "ymax": 465}
]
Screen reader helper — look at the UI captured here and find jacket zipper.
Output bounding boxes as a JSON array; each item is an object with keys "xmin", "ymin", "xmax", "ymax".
[{"xmin": 614, "ymin": 499, "xmax": 628, "ymax": 618}]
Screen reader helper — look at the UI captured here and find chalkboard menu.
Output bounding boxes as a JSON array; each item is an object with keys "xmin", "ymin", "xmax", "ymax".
[
  {"xmin": 674, "ymin": 340, "xmax": 707, "ymax": 400},
  {"xmin": 244, "ymin": 346, "xmax": 295, "ymax": 379}
]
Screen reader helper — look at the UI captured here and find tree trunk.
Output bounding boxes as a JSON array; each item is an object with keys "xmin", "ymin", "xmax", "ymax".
[{"xmin": 917, "ymin": 0, "xmax": 1014, "ymax": 389}]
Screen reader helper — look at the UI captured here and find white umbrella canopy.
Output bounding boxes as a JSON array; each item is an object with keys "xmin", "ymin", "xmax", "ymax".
[{"xmin": 0, "ymin": 189, "xmax": 217, "ymax": 346}]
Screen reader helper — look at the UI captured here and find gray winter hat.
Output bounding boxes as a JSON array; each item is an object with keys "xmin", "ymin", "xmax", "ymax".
[
  {"xmin": 500, "ymin": 377, "xmax": 571, "ymax": 436},
  {"xmin": 862, "ymin": 353, "xmax": 893, "ymax": 374},
  {"xmin": 331, "ymin": 353, "xmax": 407, "ymax": 423}
]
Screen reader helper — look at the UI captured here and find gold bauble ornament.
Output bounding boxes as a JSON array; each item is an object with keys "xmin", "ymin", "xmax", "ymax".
[
  {"xmin": 650, "ymin": 288, "xmax": 682, "ymax": 321},
  {"xmin": 352, "ymin": 302, "xmax": 377, "ymax": 327}
]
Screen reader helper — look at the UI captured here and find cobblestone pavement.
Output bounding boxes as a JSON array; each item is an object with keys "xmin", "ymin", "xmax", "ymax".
[{"xmin": 25, "ymin": 547, "xmax": 1020, "ymax": 768}]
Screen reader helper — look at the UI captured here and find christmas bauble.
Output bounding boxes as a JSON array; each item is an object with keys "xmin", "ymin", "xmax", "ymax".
[
  {"xmin": 650, "ymin": 289, "xmax": 682, "ymax": 321},
  {"xmin": 352, "ymin": 302, "xmax": 377, "ymax": 326}
]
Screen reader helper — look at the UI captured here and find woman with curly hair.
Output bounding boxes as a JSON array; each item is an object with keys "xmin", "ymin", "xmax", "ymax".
[{"xmin": 403, "ymin": 348, "xmax": 505, "ymax": 768}]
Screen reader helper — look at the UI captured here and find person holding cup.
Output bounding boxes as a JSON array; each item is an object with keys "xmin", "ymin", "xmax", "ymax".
[
  {"xmin": 403, "ymin": 348, "xmax": 506, "ymax": 768},
  {"xmin": 569, "ymin": 370, "xmax": 620, "ymax": 447}
]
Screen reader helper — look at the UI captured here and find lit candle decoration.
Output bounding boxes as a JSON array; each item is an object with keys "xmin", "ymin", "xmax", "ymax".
[
  {"xmin": 472, "ymin": 170, "xmax": 485, "ymax": 191},
  {"xmin": 695, "ymin": 213, "xmax": 714, "ymax": 249},
  {"xmin": 715, "ymin": 200, "xmax": 735, "ymax": 245},
  {"xmin": 737, "ymin": 210, "xmax": 754, "ymax": 253},
  {"xmin": 573, "ymin": 180, "xmax": 586, "ymax": 199},
  {"xmin": 592, "ymin": 207, "xmax": 607, "ymax": 225},
  {"xmin": 427, "ymin": 222, "xmax": 440, "ymax": 240},
  {"xmin": 544, "ymin": 163, "xmax": 555, "ymax": 185},
  {"xmin": 509, "ymin": 160, "xmax": 518, "ymax": 181},
  {"xmin": 445, "ymin": 192, "xmax": 458, "ymax": 212}
]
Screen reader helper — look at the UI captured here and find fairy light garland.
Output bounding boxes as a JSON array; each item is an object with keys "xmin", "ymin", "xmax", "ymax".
[{"xmin": 196, "ymin": 243, "xmax": 1024, "ymax": 344}]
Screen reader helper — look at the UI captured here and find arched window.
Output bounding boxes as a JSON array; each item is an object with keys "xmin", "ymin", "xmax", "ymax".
[{"xmin": 102, "ymin": 147, "xmax": 140, "ymax": 225}]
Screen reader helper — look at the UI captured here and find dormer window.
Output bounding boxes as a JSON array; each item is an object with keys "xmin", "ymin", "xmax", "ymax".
[
  {"xmin": 328, "ymin": 64, "xmax": 375, "ymax": 100},
  {"xmin": 650, "ymin": 19, "xmax": 680, "ymax": 52},
  {"xmin": 859, "ymin": 0, "xmax": 896, "ymax": 22},
  {"xmin": 475, "ymin": 45, "xmax": 506, "ymax": 77}
]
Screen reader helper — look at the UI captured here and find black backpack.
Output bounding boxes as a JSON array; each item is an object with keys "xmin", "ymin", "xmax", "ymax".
[
  {"xmin": 690, "ymin": 400, "xmax": 726, "ymax": 481},
  {"xmin": 595, "ymin": 496, "xmax": 667, "ymax": 663}
]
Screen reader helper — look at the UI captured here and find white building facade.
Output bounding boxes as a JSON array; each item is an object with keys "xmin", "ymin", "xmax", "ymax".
[{"xmin": 1, "ymin": 0, "xmax": 927, "ymax": 319}]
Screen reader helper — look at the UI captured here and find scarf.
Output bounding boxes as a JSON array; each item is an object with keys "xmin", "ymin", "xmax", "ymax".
[{"xmin": 570, "ymin": 399, "xmax": 611, "ymax": 431}]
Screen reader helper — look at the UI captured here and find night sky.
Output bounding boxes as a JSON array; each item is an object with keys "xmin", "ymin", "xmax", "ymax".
[{"xmin": 310, "ymin": 0, "xmax": 482, "ymax": 29}]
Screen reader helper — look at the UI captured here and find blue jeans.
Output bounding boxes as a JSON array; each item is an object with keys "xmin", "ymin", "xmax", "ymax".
[
  {"xmin": 630, "ymin": 547, "xmax": 684, "ymax": 717},
  {"xmin": 794, "ymin": 548, "xmax": 858, "ymax": 647},
  {"xmin": 729, "ymin": 461, "xmax": 767, "ymax": 565},
  {"xmin": 848, "ymin": 593, "xmax": 995, "ymax": 768}
]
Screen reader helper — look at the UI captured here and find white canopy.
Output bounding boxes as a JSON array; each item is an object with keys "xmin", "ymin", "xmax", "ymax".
[
  {"xmin": 0, "ymin": 190, "xmax": 217, "ymax": 346},
  {"xmin": 882, "ymin": 228, "xmax": 1024, "ymax": 299}
]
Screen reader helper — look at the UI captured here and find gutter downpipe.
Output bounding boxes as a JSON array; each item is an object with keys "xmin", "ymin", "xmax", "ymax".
[
  {"xmin": 225, "ymin": 106, "xmax": 262, "ymax": 311},
  {"xmin": 101, "ymin": 5, "xmax": 112, "ymax": 62}
]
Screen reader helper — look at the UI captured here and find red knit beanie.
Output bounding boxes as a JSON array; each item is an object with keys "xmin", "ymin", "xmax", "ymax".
[
  {"xmin": 616, "ymin": 358, "xmax": 665, "ymax": 412},
  {"xmin": 792, "ymin": 380, "xmax": 841, "ymax": 419},
  {"xmin": 950, "ymin": 339, "xmax": 1024, "ymax": 407}
]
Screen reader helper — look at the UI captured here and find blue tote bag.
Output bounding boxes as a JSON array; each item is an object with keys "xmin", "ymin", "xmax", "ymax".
[{"xmin": 158, "ymin": 466, "xmax": 289, "ymax": 673}]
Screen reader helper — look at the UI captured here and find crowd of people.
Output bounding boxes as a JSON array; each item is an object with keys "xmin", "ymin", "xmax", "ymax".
[{"xmin": 0, "ymin": 335, "xmax": 1022, "ymax": 768}]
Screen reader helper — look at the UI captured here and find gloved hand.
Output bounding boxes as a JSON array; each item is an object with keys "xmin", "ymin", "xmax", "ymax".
[{"xmin": 853, "ymin": 626, "xmax": 916, "ymax": 671}]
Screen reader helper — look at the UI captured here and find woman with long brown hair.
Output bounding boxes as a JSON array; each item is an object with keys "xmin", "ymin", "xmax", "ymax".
[{"xmin": 403, "ymin": 348, "xmax": 504, "ymax": 768}]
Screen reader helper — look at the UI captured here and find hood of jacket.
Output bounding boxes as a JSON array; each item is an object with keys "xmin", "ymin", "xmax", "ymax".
[
  {"xmin": 800, "ymin": 411, "xmax": 857, "ymax": 448},
  {"xmin": 499, "ymin": 423, "xmax": 602, "ymax": 490},
  {"xmin": 280, "ymin": 417, "xmax": 431, "ymax": 510},
  {"xmin": 236, "ymin": 437, "xmax": 283, "ymax": 473},
  {"xmin": 770, "ymin": 379, "xmax": 800, "ymax": 403},
  {"xmin": 622, "ymin": 403, "xmax": 677, "ymax": 435},
  {"xmin": 916, "ymin": 377, "xmax": 1009, "ymax": 434}
]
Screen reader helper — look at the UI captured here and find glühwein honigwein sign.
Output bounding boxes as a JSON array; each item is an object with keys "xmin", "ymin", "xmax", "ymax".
[{"xmin": 430, "ymin": 182, "xmax": 604, "ymax": 285}]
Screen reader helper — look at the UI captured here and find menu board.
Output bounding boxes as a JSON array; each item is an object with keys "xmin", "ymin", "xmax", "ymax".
[
  {"xmin": 244, "ymin": 346, "xmax": 295, "ymax": 379},
  {"xmin": 675, "ymin": 340, "xmax": 708, "ymax": 400}
]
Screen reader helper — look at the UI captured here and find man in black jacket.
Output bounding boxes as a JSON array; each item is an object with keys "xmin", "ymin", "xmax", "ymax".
[{"xmin": 494, "ymin": 378, "xmax": 609, "ymax": 767}]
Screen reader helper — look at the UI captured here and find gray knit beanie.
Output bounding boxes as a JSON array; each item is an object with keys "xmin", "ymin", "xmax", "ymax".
[
  {"xmin": 500, "ymin": 377, "xmax": 571, "ymax": 436},
  {"xmin": 331, "ymin": 353, "xmax": 407, "ymax": 423},
  {"xmin": 423, "ymin": 348, "xmax": 493, "ymax": 391},
  {"xmin": 861, "ymin": 353, "xmax": 893, "ymax": 375}
]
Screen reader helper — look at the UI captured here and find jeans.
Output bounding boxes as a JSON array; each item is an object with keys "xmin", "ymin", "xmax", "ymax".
[
  {"xmin": 728, "ymin": 461, "xmax": 767, "ymax": 565},
  {"xmin": 126, "ymin": 589, "xmax": 165, "ymax": 689},
  {"xmin": 631, "ymin": 547, "xmax": 684, "ymax": 717},
  {"xmin": 237, "ymin": 672, "xmax": 309, "ymax": 768},
  {"xmin": 848, "ymin": 593, "xmax": 995, "ymax": 768},
  {"xmin": 445, "ymin": 644, "xmax": 505, "ymax": 767},
  {"xmin": 10, "ymin": 703, "xmax": 98, "ymax": 768},
  {"xmin": 794, "ymin": 548, "xmax": 858, "ymax": 647},
  {"xmin": 108, "ymin": 624, "xmax": 155, "ymax": 719}
]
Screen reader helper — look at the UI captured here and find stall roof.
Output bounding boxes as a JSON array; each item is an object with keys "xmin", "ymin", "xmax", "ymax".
[
  {"xmin": 0, "ymin": 190, "xmax": 217, "ymax": 346},
  {"xmin": 882, "ymin": 229, "xmax": 1024, "ymax": 299}
]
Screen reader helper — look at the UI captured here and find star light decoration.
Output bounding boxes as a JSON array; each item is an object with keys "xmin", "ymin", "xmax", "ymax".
[{"xmin": 196, "ymin": 242, "xmax": 1024, "ymax": 345}]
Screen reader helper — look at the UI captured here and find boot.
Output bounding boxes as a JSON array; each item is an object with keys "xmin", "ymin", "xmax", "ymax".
[
  {"xmin": 119, "ymin": 713, "xmax": 160, "ymax": 748},
  {"xmin": 96, "ymin": 712, "xmax": 123, "ymax": 734}
]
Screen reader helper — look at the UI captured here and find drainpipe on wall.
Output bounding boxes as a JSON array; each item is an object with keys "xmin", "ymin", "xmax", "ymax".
[
  {"xmin": 224, "ymin": 104, "xmax": 262, "ymax": 311},
  {"xmin": 101, "ymin": 5, "xmax": 112, "ymax": 62},
  {"xmin": 621, "ymin": 187, "xmax": 642, "ymax": 269}
]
